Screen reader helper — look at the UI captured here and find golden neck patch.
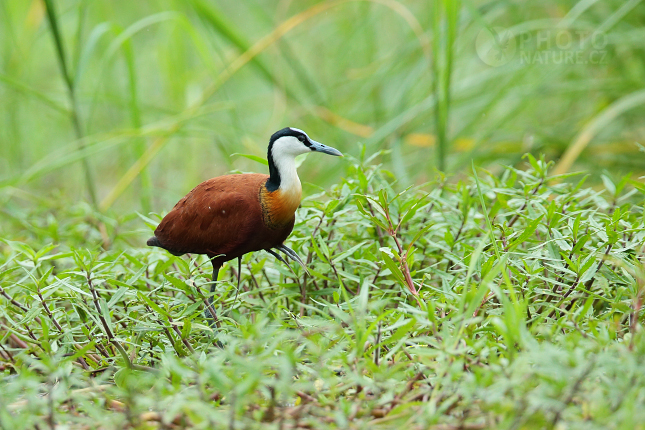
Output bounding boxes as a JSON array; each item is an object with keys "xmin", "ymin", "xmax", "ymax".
[{"xmin": 259, "ymin": 184, "xmax": 301, "ymax": 229}]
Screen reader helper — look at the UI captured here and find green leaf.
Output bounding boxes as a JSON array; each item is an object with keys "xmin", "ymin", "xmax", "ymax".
[
  {"xmin": 34, "ymin": 244, "xmax": 57, "ymax": 261},
  {"xmin": 107, "ymin": 287, "xmax": 128, "ymax": 308},
  {"xmin": 64, "ymin": 341, "xmax": 96, "ymax": 364},
  {"xmin": 99, "ymin": 297, "xmax": 114, "ymax": 335},
  {"xmin": 230, "ymin": 153, "xmax": 268, "ymax": 166},
  {"xmin": 524, "ymin": 153, "xmax": 541, "ymax": 174},
  {"xmin": 164, "ymin": 274, "xmax": 189, "ymax": 292},
  {"xmin": 387, "ymin": 319, "xmax": 415, "ymax": 344},
  {"xmin": 137, "ymin": 292, "xmax": 169, "ymax": 317},
  {"xmin": 181, "ymin": 318, "xmax": 192, "ymax": 339},
  {"xmin": 380, "ymin": 251, "xmax": 406, "ymax": 286},
  {"xmin": 332, "ymin": 243, "xmax": 364, "ymax": 264},
  {"xmin": 508, "ymin": 214, "xmax": 544, "ymax": 251},
  {"xmin": 601, "ymin": 174, "xmax": 616, "ymax": 196},
  {"xmin": 399, "ymin": 195, "xmax": 428, "ymax": 226}
]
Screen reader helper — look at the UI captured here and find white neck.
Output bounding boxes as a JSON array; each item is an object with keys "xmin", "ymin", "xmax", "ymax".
[{"xmin": 273, "ymin": 152, "xmax": 302, "ymax": 196}]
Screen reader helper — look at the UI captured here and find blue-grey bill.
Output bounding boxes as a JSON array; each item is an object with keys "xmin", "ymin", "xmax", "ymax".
[{"xmin": 310, "ymin": 140, "xmax": 343, "ymax": 157}]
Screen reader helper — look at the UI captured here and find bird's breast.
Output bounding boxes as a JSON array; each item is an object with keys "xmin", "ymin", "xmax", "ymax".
[{"xmin": 259, "ymin": 183, "xmax": 301, "ymax": 229}]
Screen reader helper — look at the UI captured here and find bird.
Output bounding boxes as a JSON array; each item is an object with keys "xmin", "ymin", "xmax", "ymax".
[{"xmin": 147, "ymin": 127, "xmax": 342, "ymax": 325}]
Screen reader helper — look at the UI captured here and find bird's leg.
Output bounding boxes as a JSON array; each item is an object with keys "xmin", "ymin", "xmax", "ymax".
[
  {"xmin": 276, "ymin": 244, "xmax": 310, "ymax": 275},
  {"xmin": 266, "ymin": 249, "xmax": 294, "ymax": 273},
  {"xmin": 210, "ymin": 264, "xmax": 220, "ymax": 295},
  {"xmin": 204, "ymin": 262, "xmax": 222, "ymax": 330},
  {"xmin": 233, "ymin": 257, "xmax": 242, "ymax": 304}
]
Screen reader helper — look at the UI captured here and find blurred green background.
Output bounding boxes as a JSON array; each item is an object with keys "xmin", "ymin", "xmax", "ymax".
[{"xmin": 1, "ymin": 0, "xmax": 644, "ymax": 214}]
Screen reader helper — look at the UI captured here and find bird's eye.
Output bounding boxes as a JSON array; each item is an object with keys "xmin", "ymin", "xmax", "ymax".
[{"xmin": 298, "ymin": 136, "xmax": 305, "ymax": 143}]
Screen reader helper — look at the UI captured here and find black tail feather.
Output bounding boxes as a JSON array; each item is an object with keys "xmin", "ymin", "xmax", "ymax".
[
  {"xmin": 147, "ymin": 236, "xmax": 185, "ymax": 256},
  {"xmin": 147, "ymin": 236, "xmax": 162, "ymax": 247}
]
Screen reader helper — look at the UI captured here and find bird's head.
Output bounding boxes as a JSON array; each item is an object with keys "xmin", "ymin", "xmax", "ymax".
[
  {"xmin": 265, "ymin": 127, "xmax": 342, "ymax": 193},
  {"xmin": 269, "ymin": 127, "xmax": 343, "ymax": 159}
]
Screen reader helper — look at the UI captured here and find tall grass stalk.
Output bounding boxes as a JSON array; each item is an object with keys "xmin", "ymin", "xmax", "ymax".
[
  {"xmin": 122, "ymin": 38, "xmax": 152, "ymax": 212},
  {"xmin": 2, "ymin": 0, "xmax": 643, "ymax": 212},
  {"xmin": 431, "ymin": 0, "xmax": 460, "ymax": 172},
  {"xmin": 43, "ymin": 0, "xmax": 97, "ymax": 207}
]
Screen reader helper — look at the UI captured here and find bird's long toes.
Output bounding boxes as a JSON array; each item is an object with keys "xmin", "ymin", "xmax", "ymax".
[
  {"xmin": 267, "ymin": 248, "xmax": 292, "ymax": 269},
  {"xmin": 277, "ymin": 244, "xmax": 310, "ymax": 275}
]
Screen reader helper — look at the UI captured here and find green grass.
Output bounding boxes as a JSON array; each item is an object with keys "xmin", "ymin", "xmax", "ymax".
[{"xmin": 2, "ymin": 157, "xmax": 645, "ymax": 428}]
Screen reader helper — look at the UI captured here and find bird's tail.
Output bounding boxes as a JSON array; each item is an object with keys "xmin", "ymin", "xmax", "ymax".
[
  {"xmin": 147, "ymin": 236, "xmax": 185, "ymax": 256},
  {"xmin": 147, "ymin": 236, "xmax": 162, "ymax": 247}
]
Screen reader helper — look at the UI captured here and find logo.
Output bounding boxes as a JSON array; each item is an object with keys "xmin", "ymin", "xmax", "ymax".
[
  {"xmin": 475, "ymin": 26, "xmax": 609, "ymax": 67},
  {"xmin": 476, "ymin": 26, "xmax": 516, "ymax": 67}
]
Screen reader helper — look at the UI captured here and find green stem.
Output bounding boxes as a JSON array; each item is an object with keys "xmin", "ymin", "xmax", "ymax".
[
  {"xmin": 43, "ymin": 0, "xmax": 98, "ymax": 207},
  {"xmin": 431, "ymin": 0, "xmax": 460, "ymax": 172}
]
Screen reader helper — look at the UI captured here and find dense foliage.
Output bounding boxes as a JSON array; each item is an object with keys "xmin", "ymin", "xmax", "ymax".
[{"xmin": 2, "ymin": 157, "xmax": 645, "ymax": 429}]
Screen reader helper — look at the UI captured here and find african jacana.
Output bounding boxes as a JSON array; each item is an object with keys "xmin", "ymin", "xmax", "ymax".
[{"xmin": 147, "ymin": 127, "xmax": 342, "ymax": 322}]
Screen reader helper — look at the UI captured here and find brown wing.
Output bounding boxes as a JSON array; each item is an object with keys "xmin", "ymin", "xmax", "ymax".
[{"xmin": 153, "ymin": 174, "xmax": 268, "ymax": 260}]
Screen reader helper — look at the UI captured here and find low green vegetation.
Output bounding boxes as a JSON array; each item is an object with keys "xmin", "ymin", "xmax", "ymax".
[{"xmin": 2, "ymin": 156, "xmax": 645, "ymax": 429}]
